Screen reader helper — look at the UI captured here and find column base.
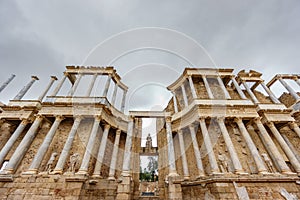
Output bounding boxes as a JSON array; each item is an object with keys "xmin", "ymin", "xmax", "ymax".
[
  {"xmin": 235, "ymin": 170, "xmax": 248, "ymax": 175},
  {"xmin": 22, "ymin": 169, "xmax": 38, "ymax": 175},
  {"xmin": 196, "ymin": 173, "xmax": 206, "ymax": 180},
  {"xmin": 51, "ymin": 169, "xmax": 63, "ymax": 175},
  {"xmin": 91, "ymin": 174, "xmax": 103, "ymax": 179},
  {"xmin": 282, "ymin": 171, "xmax": 297, "ymax": 176},
  {"xmin": 3, "ymin": 169, "xmax": 14, "ymax": 175},
  {"xmin": 183, "ymin": 175, "xmax": 190, "ymax": 181},
  {"xmin": 76, "ymin": 170, "xmax": 88, "ymax": 175},
  {"xmin": 107, "ymin": 176, "xmax": 116, "ymax": 181}
]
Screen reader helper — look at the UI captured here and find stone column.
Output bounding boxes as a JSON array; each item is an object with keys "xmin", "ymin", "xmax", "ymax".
[
  {"xmin": 85, "ymin": 74, "xmax": 97, "ymax": 97},
  {"xmin": 293, "ymin": 77, "xmax": 300, "ymax": 87},
  {"xmin": 231, "ymin": 77, "xmax": 247, "ymax": 99},
  {"xmin": 172, "ymin": 92, "xmax": 179, "ymax": 113},
  {"xmin": 181, "ymin": 84, "xmax": 188, "ymax": 107},
  {"xmin": 108, "ymin": 129, "xmax": 121, "ymax": 180},
  {"xmin": 289, "ymin": 122, "xmax": 300, "ymax": 138},
  {"xmin": 92, "ymin": 124, "xmax": 111, "ymax": 177},
  {"xmin": 199, "ymin": 118, "xmax": 220, "ymax": 174},
  {"xmin": 0, "ymin": 119, "xmax": 29, "ymax": 167},
  {"xmin": 121, "ymin": 90, "xmax": 127, "ymax": 112},
  {"xmin": 217, "ymin": 118, "xmax": 244, "ymax": 174},
  {"xmin": 217, "ymin": 76, "xmax": 231, "ymax": 99},
  {"xmin": 202, "ymin": 75, "xmax": 214, "ymax": 99},
  {"xmin": 177, "ymin": 130, "xmax": 190, "ymax": 180},
  {"xmin": 13, "ymin": 76, "xmax": 39, "ymax": 100},
  {"xmin": 166, "ymin": 117, "xmax": 178, "ymax": 176},
  {"xmin": 38, "ymin": 76, "xmax": 58, "ymax": 101},
  {"xmin": 0, "ymin": 74, "xmax": 16, "ymax": 93},
  {"xmin": 102, "ymin": 74, "xmax": 112, "ymax": 97},
  {"xmin": 234, "ymin": 118, "xmax": 268, "ymax": 174},
  {"xmin": 53, "ymin": 117, "xmax": 82, "ymax": 174},
  {"xmin": 67, "ymin": 74, "xmax": 83, "ymax": 96},
  {"xmin": 26, "ymin": 116, "xmax": 64, "ymax": 174},
  {"xmin": 267, "ymin": 122, "xmax": 300, "ymax": 173},
  {"xmin": 254, "ymin": 118, "xmax": 291, "ymax": 173},
  {"xmin": 188, "ymin": 125, "xmax": 205, "ymax": 177},
  {"xmin": 121, "ymin": 118, "xmax": 134, "ymax": 175},
  {"xmin": 278, "ymin": 77, "xmax": 300, "ymax": 101},
  {"xmin": 188, "ymin": 75, "xmax": 197, "ymax": 99},
  {"xmin": 77, "ymin": 116, "xmax": 101, "ymax": 174},
  {"xmin": 111, "ymin": 83, "xmax": 118, "ymax": 106},
  {"xmin": 242, "ymin": 81, "xmax": 259, "ymax": 104},
  {"xmin": 4, "ymin": 115, "xmax": 43, "ymax": 174},
  {"xmin": 282, "ymin": 134, "xmax": 300, "ymax": 162},
  {"xmin": 260, "ymin": 81, "xmax": 281, "ymax": 104},
  {"xmin": 50, "ymin": 74, "xmax": 67, "ymax": 96}
]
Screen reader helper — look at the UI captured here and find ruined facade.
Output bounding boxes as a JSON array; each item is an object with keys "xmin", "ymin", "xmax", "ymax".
[{"xmin": 0, "ymin": 66, "xmax": 300, "ymax": 199}]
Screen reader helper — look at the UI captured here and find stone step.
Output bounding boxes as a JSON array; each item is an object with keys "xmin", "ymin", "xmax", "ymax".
[{"xmin": 139, "ymin": 196, "xmax": 160, "ymax": 200}]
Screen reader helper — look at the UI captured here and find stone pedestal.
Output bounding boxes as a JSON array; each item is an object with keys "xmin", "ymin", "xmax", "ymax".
[{"xmin": 116, "ymin": 174, "xmax": 132, "ymax": 200}]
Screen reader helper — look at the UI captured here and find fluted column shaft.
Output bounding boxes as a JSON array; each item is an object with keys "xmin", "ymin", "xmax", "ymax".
[
  {"xmin": 254, "ymin": 118, "xmax": 291, "ymax": 173},
  {"xmin": 294, "ymin": 78, "xmax": 300, "ymax": 87},
  {"xmin": 189, "ymin": 125, "xmax": 205, "ymax": 177},
  {"xmin": 181, "ymin": 84, "xmax": 188, "ymax": 107},
  {"xmin": 78, "ymin": 116, "xmax": 101, "ymax": 174},
  {"xmin": 217, "ymin": 118, "xmax": 243, "ymax": 173},
  {"xmin": 92, "ymin": 124, "xmax": 110, "ymax": 177},
  {"xmin": 85, "ymin": 74, "xmax": 98, "ymax": 97},
  {"xmin": 5, "ymin": 116, "xmax": 43, "ymax": 174},
  {"xmin": 282, "ymin": 134, "xmax": 300, "ymax": 162},
  {"xmin": 267, "ymin": 122, "xmax": 300, "ymax": 173},
  {"xmin": 0, "ymin": 74, "xmax": 15, "ymax": 93},
  {"xmin": 202, "ymin": 75, "xmax": 214, "ymax": 99},
  {"xmin": 231, "ymin": 77, "xmax": 247, "ymax": 99},
  {"xmin": 278, "ymin": 77, "xmax": 300, "ymax": 101},
  {"xmin": 108, "ymin": 129, "xmax": 121, "ymax": 180},
  {"xmin": 260, "ymin": 81, "xmax": 280, "ymax": 104},
  {"xmin": 121, "ymin": 119, "xmax": 134, "ymax": 175},
  {"xmin": 235, "ymin": 118, "xmax": 267, "ymax": 173},
  {"xmin": 27, "ymin": 116, "xmax": 64, "ymax": 173},
  {"xmin": 121, "ymin": 90, "xmax": 127, "ymax": 112},
  {"xmin": 242, "ymin": 81, "xmax": 259, "ymax": 104},
  {"xmin": 178, "ymin": 130, "xmax": 189, "ymax": 179},
  {"xmin": 14, "ymin": 76, "xmax": 39, "ymax": 100},
  {"xmin": 38, "ymin": 76, "xmax": 57, "ymax": 101},
  {"xmin": 111, "ymin": 83, "xmax": 118, "ymax": 106},
  {"xmin": 51, "ymin": 74, "xmax": 67, "ymax": 96},
  {"xmin": 67, "ymin": 74, "xmax": 83, "ymax": 96},
  {"xmin": 199, "ymin": 118, "xmax": 219, "ymax": 173},
  {"xmin": 53, "ymin": 117, "xmax": 82, "ymax": 174},
  {"xmin": 172, "ymin": 92, "xmax": 179, "ymax": 113},
  {"xmin": 166, "ymin": 118, "xmax": 178, "ymax": 176},
  {"xmin": 217, "ymin": 76, "xmax": 231, "ymax": 99},
  {"xmin": 102, "ymin": 75, "xmax": 112, "ymax": 97},
  {"xmin": 0, "ymin": 119, "xmax": 29, "ymax": 166},
  {"xmin": 290, "ymin": 122, "xmax": 300, "ymax": 138},
  {"xmin": 188, "ymin": 76, "xmax": 197, "ymax": 99}
]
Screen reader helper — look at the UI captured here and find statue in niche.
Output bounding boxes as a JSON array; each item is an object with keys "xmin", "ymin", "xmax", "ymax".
[
  {"xmin": 145, "ymin": 133, "xmax": 152, "ymax": 149},
  {"xmin": 45, "ymin": 152, "xmax": 58, "ymax": 173},
  {"xmin": 261, "ymin": 153, "xmax": 275, "ymax": 173},
  {"xmin": 218, "ymin": 152, "xmax": 229, "ymax": 173},
  {"xmin": 69, "ymin": 153, "xmax": 80, "ymax": 173}
]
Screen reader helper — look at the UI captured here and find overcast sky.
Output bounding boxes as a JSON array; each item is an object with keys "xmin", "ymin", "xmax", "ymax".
[{"xmin": 1, "ymin": 1, "xmax": 300, "ymax": 144}]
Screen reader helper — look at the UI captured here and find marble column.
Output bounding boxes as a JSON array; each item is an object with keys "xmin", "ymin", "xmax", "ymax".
[
  {"xmin": 77, "ymin": 116, "xmax": 101, "ymax": 174},
  {"xmin": 294, "ymin": 77, "xmax": 300, "ymax": 87},
  {"xmin": 267, "ymin": 122, "xmax": 300, "ymax": 173},
  {"xmin": 231, "ymin": 77, "xmax": 247, "ymax": 99},
  {"xmin": 108, "ymin": 129, "xmax": 121, "ymax": 180},
  {"xmin": 121, "ymin": 118, "xmax": 134, "ymax": 175},
  {"xmin": 217, "ymin": 76, "xmax": 231, "ymax": 99},
  {"xmin": 14, "ymin": 76, "xmax": 39, "ymax": 100},
  {"xmin": 260, "ymin": 81, "xmax": 281, "ymax": 104},
  {"xmin": 26, "ymin": 115, "xmax": 64, "ymax": 174},
  {"xmin": 234, "ymin": 118, "xmax": 268, "ymax": 174},
  {"xmin": 93, "ymin": 124, "xmax": 111, "ymax": 177},
  {"xmin": 85, "ymin": 74, "xmax": 97, "ymax": 97},
  {"xmin": 121, "ymin": 90, "xmax": 127, "ymax": 112},
  {"xmin": 111, "ymin": 83, "xmax": 118, "ymax": 106},
  {"xmin": 278, "ymin": 77, "xmax": 300, "ymax": 101},
  {"xmin": 282, "ymin": 134, "xmax": 300, "ymax": 162},
  {"xmin": 67, "ymin": 74, "xmax": 83, "ymax": 96},
  {"xmin": 172, "ymin": 92, "xmax": 179, "ymax": 113},
  {"xmin": 289, "ymin": 122, "xmax": 300, "ymax": 138},
  {"xmin": 0, "ymin": 74, "xmax": 16, "ymax": 93},
  {"xmin": 4, "ymin": 115, "xmax": 43, "ymax": 174},
  {"xmin": 166, "ymin": 117, "xmax": 178, "ymax": 176},
  {"xmin": 202, "ymin": 75, "xmax": 214, "ymax": 99},
  {"xmin": 177, "ymin": 130, "xmax": 190, "ymax": 180},
  {"xmin": 217, "ymin": 118, "xmax": 244, "ymax": 173},
  {"xmin": 102, "ymin": 74, "xmax": 112, "ymax": 97},
  {"xmin": 199, "ymin": 118, "xmax": 220, "ymax": 174},
  {"xmin": 38, "ymin": 76, "xmax": 58, "ymax": 101},
  {"xmin": 0, "ymin": 119, "xmax": 29, "ymax": 167},
  {"xmin": 254, "ymin": 118, "xmax": 291, "ymax": 173},
  {"xmin": 188, "ymin": 125, "xmax": 205, "ymax": 177},
  {"xmin": 53, "ymin": 116, "xmax": 82, "ymax": 174},
  {"xmin": 188, "ymin": 76, "xmax": 197, "ymax": 99},
  {"xmin": 242, "ymin": 81, "xmax": 259, "ymax": 104},
  {"xmin": 50, "ymin": 74, "xmax": 67, "ymax": 96},
  {"xmin": 181, "ymin": 84, "xmax": 189, "ymax": 107}
]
